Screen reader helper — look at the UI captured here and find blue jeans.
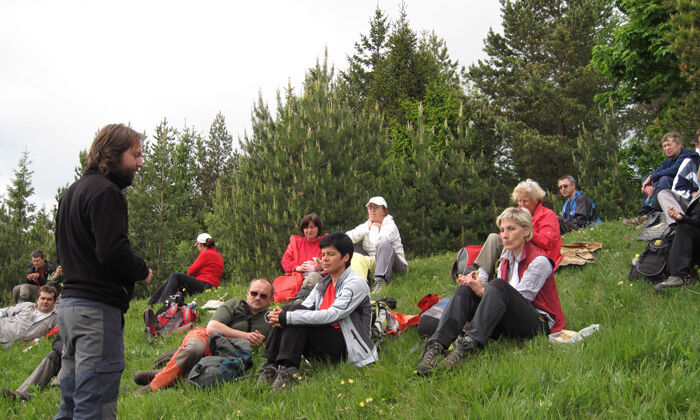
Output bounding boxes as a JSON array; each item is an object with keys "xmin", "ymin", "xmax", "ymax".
[{"xmin": 55, "ymin": 298, "xmax": 124, "ymax": 420}]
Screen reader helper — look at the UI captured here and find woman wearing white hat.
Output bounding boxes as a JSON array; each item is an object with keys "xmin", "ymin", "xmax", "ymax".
[
  {"xmin": 147, "ymin": 233, "xmax": 224, "ymax": 307},
  {"xmin": 346, "ymin": 196, "xmax": 407, "ymax": 294}
]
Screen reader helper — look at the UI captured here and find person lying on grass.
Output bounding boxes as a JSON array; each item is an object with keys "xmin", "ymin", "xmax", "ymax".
[
  {"xmin": 133, "ymin": 278, "xmax": 274, "ymax": 393},
  {"xmin": 257, "ymin": 232, "xmax": 378, "ymax": 391},
  {"xmin": 415, "ymin": 207, "xmax": 566, "ymax": 376}
]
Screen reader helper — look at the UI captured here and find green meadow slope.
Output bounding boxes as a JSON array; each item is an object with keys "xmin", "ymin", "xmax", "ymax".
[{"xmin": 1, "ymin": 222, "xmax": 698, "ymax": 419}]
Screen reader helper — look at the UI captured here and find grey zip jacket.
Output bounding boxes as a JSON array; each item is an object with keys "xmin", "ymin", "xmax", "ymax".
[{"xmin": 282, "ymin": 268, "xmax": 378, "ymax": 366}]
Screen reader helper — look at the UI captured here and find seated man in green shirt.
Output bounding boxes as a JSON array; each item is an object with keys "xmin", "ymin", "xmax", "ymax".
[{"xmin": 134, "ymin": 278, "xmax": 273, "ymax": 392}]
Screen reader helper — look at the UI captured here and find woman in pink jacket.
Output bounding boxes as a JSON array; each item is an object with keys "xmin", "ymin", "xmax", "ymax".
[{"xmin": 279, "ymin": 213, "xmax": 325, "ymax": 304}]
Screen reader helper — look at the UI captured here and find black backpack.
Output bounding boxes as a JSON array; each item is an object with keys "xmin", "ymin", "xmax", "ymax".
[
  {"xmin": 629, "ymin": 236, "xmax": 673, "ymax": 282},
  {"xmin": 186, "ymin": 334, "xmax": 253, "ymax": 388}
]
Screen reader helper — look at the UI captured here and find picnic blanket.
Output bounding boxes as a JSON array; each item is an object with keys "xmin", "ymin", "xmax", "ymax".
[{"xmin": 559, "ymin": 242, "xmax": 603, "ymax": 266}]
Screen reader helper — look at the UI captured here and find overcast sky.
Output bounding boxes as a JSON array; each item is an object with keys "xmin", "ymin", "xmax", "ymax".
[{"xmin": 0, "ymin": 0, "xmax": 502, "ymax": 211}]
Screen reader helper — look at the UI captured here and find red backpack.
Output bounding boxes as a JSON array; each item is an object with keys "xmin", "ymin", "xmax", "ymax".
[{"xmin": 144, "ymin": 293, "xmax": 198, "ymax": 343}]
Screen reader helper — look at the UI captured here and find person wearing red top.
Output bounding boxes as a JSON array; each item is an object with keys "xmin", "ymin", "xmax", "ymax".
[
  {"xmin": 147, "ymin": 233, "xmax": 224, "ymax": 307},
  {"xmin": 416, "ymin": 207, "xmax": 565, "ymax": 376},
  {"xmin": 472, "ymin": 179, "xmax": 562, "ymax": 283},
  {"xmin": 280, "ymin": 213, "xmax": 325, "ymax": 304}
]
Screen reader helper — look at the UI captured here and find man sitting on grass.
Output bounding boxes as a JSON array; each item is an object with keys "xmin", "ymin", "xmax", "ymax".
[
  {"xmin": 0, "ymin": 285, "xmax": 58, "ymax": 347},
  {"xmin": 133, "ymin": 278, "xmax": 273, "ymax": 393}
]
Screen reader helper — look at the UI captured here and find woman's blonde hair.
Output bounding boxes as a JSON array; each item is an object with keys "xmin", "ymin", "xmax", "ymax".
[
  {"xmin": 511, "ymin": 179, "xmax": 546, "ymax": 203},
  {"xmin": 496, "ymin": 207, "xmax": 533, "ymax": 241}
]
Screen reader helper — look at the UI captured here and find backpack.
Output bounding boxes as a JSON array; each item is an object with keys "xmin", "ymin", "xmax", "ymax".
[
  {"xmin": 273, "ymin": 273, "xmax": 303, "ymax": 303},
  {"xmin": 370, "ymin": 298, "xmax": 399, "ymax": 348},
  {"xmin": 417, "ymin": 297, "xmax": 450, "ymax": 337},
  {"xmin": 629, "ymin": 236, "xmax": 673, "ymax": 283},
  {"xmin": 144, "ymin": 292, "xmax": 198, "ymax": 343},
  {"xmin": 186, "ymin": 335, "xmax": 253, "ymax": 388},
  {"xmin": 451, "ymin": 245, "xmax": 482, "ymax": 282}
]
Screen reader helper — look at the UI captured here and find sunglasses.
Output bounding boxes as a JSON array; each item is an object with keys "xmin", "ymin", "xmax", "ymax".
[
  {"xmin": 249, "ymin": 291, "xmax": 269, "ymax": 299},
  {"xmin": 558, "ymin": 184, "xmax": 571, "ymax": 190}
]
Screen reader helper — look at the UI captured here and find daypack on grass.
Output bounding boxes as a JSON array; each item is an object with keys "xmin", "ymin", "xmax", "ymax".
[
  {"xmin": 370, "ymin": 298, "xmax": 419, "ymax": 348},
  {"xmin": 417, "ymin": 297, "xmax": 450, "ymax": 337},
  {"xmin": 273, "ymin": 272, "xmax": 303, "ymax": 303},
  {"xmin": 144, "ymin": 292, "xmax": 198, "ymax": 343},
  {"xmin": 186, "ymin": 334, "xmax": 253, "ymax": 388},
  {"xmin": 629, "ymin": 235, "xmax": 673, "ymax": 283},
  {"xmin": 451, "ymin": 245, "xmax": 482, "ymax": 281}
]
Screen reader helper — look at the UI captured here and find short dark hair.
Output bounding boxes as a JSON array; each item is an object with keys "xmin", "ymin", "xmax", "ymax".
[
  {"xmin": 39, "ymin": 285, "xmax": 58, "ymax": 301},
  {"xmin": 300, "ymin": 213, "xmax": 323, "ymax": 235},
  {"xmin": 661, "ymin": 131, "xmax": 682, "ymax": 146},
  {"xmin": 30, "ymin": 250, "xmax": 45, "ymax": 259},
  {"xmin": 319, "ymin": 232, "xmax": 354, "ymax": 268},
  {"xmin": 84, "ymin": 124, "xmax": 145, "ymax": 176}
]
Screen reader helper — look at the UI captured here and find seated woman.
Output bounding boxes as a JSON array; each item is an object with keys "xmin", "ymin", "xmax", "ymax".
[
  {"xmin": 346, "ymin": 196, "xmax": 407, "ymax": 294},
  {"xmin": 416, "ymin": 207, "xmax": 565, "ymax": 376},
  {"xmin": 655, "ymin": 196, "xmax": 700, "ymax": 291},
  {"xmin": 148, "ymin": 233, "xmax": 224, "ymax": 307},
  {"xmin": 472, "ymin": 179, "xmax": 561, "ymax": 282},
  {"xmin": 280, "ymin": 213, "xmax": 325, "ymax": 304},
  {"xmin": 258, "ymin": 232, "xmax": 378, "ymax": 390}
]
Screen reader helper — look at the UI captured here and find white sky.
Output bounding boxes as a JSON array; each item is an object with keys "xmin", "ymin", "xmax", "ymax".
[{"xmin": 0, "ymin": 0, "xmax": 503, "ymax": 211}]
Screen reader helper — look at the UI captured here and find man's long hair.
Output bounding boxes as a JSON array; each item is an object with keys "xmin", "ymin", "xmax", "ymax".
[{"xmin": 84, "ymin": 124, "xmax": 144, "ymax": 176}]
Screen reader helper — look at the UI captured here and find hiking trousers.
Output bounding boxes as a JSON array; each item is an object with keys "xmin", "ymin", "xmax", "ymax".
[
  {"xmin": 149, "ymin": 328, "xmax": 211, "ymax": 390},
  {"xmin": 16, "ymin": 347, "xmax": 62, "ymax": 398},
  {"xmin": 148, "ymin": 272, "xmax": 212, "ymax": 306},
  {"xmin": 668, "ymin": 222, "xmax": 700, "ymax": 277},
  {"xmin": 55, "ymin": 298, "xmax": 124, "ymax": 420},
  {"xmin": 430, "ymin": 280, "xmax": 549, "ymax": 349}
]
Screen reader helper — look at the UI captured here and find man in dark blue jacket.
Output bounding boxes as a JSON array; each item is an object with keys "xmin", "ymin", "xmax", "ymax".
[
  {"xmin": 624, "ymin": 132, "xmax": 700, "ymax": 226},
  {"xmin": 557, "ymin": 175, "xmax": 601, "ymax": 234},
  {"xmin": 55, "ymin": 123, "xmax": 152, "ymax": 420}
]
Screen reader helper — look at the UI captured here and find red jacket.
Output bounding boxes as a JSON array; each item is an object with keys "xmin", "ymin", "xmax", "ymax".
[
  {"xmin": 530, "ymin": 202, "xmax": 562, "ymax": 268},
  {"xmin": 281, "ymin": 234, "xmax": 323, "ymax": 274},
  {"xmin": 187, "ymin": 247, "xmax": 224, "ymax": 287},
  {"xmin": 499, "ymin": 242, "xmax": 566, "ymax": 333}
]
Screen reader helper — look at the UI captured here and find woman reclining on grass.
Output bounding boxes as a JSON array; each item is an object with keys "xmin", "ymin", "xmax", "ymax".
[{"xmin": 416, "ymin": 207, "xmax": 566, "ymax": 376}]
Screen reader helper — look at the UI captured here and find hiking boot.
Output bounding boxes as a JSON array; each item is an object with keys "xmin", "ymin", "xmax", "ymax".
[
  {"xmin": 439, "ymin": 335, "xmax": 478, "ymax": 371},
  {"xmin": 623, "ymin": 215, "xmax": 647, "ymax": 226},
  {"xmin": 1, "ymin": 388, "xmax": 27, "ymax": 401},
  {"xmin": 654, "ymin": 275, "xmax": 692, "ymax": 292},
  {"xmin": 271, "ymin": 366, "xmax": 300, "ymax": 391},
  {"xmin": 372, "ymin": 277, "xmax": 387, "ymax": 295},
  {"xmin": 415, "ymin": 340, "xmax": 443, "ymax": 377},
  {"xmin": 256, "ymin": 362, "xmax": 278, "ymax": 386},
  {"xmin": 133, "ymin": 370, "xmax": 159, "ymax": 386}
]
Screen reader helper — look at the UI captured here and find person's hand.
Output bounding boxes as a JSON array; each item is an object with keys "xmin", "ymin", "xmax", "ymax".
[
  {"xmin": 299, "ymin": 261, "xmax": 315, "ymax": 272},
  {"xmin": 463, "ymin": 271, "xmax": 484, "ymax": 297},
  {"xmin": 643, "ymin": 184, "xmax": 654, "ymax": 197},
  {"xmin": 668, "ymin": 206, "xmax": 684, "ymax": 221},
  {"xmin": 52, "ymin": 266, "xmax": 63, "ymax": 280},
  {"xmin": 246, "ymin": 330, "xmax": 265, "ymax": 346},
  {"xmin": 137, "ymin": 268, "xmax": 153, "ymax": 287},
  {"xmin": 27, "ymin": 272, "xmax": 39, "ymax": 281},
  {"xmin": 456, "ymin": 273, "xmax": 472, "ymax": 286},
  {"xmin": 267, "ymin": 306, "xmax": 283, "ymax": 328}
]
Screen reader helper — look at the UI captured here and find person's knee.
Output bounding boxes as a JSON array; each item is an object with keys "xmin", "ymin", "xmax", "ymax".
[
  {"xmin": 377, "ymin": 238, "xmax": 392, "ymax": 250},
  {"xmin": 485, "ymin": 278, "xmax": 507, "ymax": 293},
  {"xmin": 454, "ymin": 284, "xmax": 475, "ymax": 299}
]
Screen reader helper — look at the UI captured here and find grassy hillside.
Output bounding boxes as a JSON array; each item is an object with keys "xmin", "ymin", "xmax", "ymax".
[{"xmin": 1, "ymin": 222, "xmax": 698, "ymax": 419}]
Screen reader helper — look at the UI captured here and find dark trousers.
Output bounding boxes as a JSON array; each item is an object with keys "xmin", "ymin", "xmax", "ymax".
[
  {"xmin": 430, "ymin": 279, "xmax": 550, "ymax": 348},
  {"xmin": 263, "ymin": 305, "xmax": 346, "ymax": 368},
  {"xmin": 148, "ymin": 272, "xmax": 211, "ymax": 306},
  {"xmin": 668, "ymin": 223, "xmax": 700, "ymax": 277}
]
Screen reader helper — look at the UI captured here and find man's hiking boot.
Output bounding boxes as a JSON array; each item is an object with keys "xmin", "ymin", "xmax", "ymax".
[
  {"xmin": 654, "ymin": 275, "xmax": 692, "ymax": 292},
  {"xmin": 133, "ymin": 370, "xmax": 158, "ymax": 386},
  {"xmin": 257, "ymin": 362, "xmax": 278, "ymax": 386},
  {"xmin": 271, "ymin": 366, "xmax": 300, "ymax": 391},
  {"xmin": 623, "ymin": 215, "xmax": 647, "ymax": 226},
  {"xmin": 415, "ymin": 340, "xmax": 443, "ymax": 377},
  {"xmin": 439, "ymin": 335, "xmax": 479, "ymax": 371},
  {"xmin": 372, "ymin": 277, "xmax": 387, "ymax": 295}
]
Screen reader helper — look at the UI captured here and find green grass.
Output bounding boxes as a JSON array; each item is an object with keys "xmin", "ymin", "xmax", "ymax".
[{"xmin": 1, "ymin": 222, "xmax": 698, "ymax": 419}]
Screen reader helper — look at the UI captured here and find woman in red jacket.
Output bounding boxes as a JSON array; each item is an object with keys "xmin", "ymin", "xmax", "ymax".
[
  {"xmin": 148, "ymin": 233, "xmax": 224, "ymax": 307},
  {"xmin": 279, "ymin": 213, "xmax": 325, "ymax": 304},
  {"xmin": 416, "ymin": 207, "xmax": 565, "ymax": 376}
]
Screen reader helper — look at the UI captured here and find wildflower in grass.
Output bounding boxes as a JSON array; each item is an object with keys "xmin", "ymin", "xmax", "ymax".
[
  {"xmin": 236, "ymin": 410, "xmax": 241, "ymax": 417},
  {"xmin": 617, "ymin": 281, "xmax": 623, "ymax": 285},
  {"xmin": 348, "ymin": 378, "xmax": 354, "ymax": 384},
  {"xmin": 340, "ymin": 380, "xmax": 345, "ymax": 385},
  {"xmin": 337, "ymin": 393, "xmax": 343, "ymax": 398},
  {"xmin": 366, "ymin": 397, "xmax": 373, "ymax": 403},
  {"xmin": 359, "ymin": 401, "xmax": 365, "ymax": 407}
]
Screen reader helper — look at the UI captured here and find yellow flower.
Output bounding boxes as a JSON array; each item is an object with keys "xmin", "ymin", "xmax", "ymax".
[
  {"xmin": 365, "ymin": 397, "xmax": 373, "ymax": 403},
  {"xmin": 359, "ymin": 402, "xmax": 365, "ymax": 407},
  {"xmin": 617, "ymin": 281, "xmax": 623, "ymax": 285},
  {"xmin": 340, "ymin": 380, "xmax": 345, "ymax": 385},
  {"xmin": 348, "ymin": 379, "xmax": 354, "ymax": 384}
]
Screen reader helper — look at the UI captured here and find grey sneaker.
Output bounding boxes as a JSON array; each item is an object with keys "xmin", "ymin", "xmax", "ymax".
[
  {"xmin": 256, "ymin": 362, "xmax": 278, "ymax": 386},
  {"xmin": 439, "ymin": 335, "xmax": 478, "ymax": 371},
  {"xmin": 655, "ymin": 275, "xmax": 691, "ymax": 291},
  {"xmin": 415, "ymin": 340, "xmax": 443, "ymax": 377},
  {"xmin": 271, "ymin": 366, "xmax": 300, "ymax": 391},
  {"xmin": 372, "ymin": 277, "xmax": 387, "ymax": 295}
]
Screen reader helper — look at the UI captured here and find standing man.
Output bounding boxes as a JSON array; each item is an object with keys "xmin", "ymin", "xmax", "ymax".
[
  {"xmin": 55, "ymin": 124, "xmax": 152, "ymax": 419},
  {"xmin": 556, "ymin": 175, "xmax": 601, "ymax": 234}
]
